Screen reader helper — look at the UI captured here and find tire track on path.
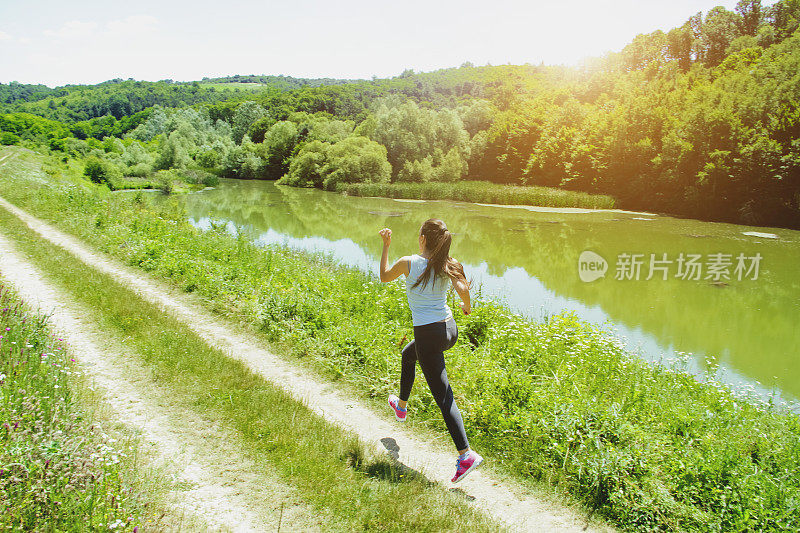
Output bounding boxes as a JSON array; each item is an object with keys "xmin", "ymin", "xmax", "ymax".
[
  {"xmin": 0, "ymin": 196, "xmax": 611, "ymax": 532},
  {"xmin": 0, "ymin": 229, "xmax": 323, "ymax": 532}
]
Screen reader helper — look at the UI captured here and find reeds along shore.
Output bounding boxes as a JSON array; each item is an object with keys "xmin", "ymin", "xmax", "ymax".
[{"xmin": 335, "ymin": 180, "xmax": 616, "ymax": 209}]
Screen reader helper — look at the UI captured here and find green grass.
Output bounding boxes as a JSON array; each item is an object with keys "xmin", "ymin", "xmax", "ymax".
[
  {"xmin": 0, "ymin": 189, "xmax": 498, "ymax": 531},
  {"xmin": 336, "ymin": 180, "xmax": 617, "ymax": 210},
  {"xmin": 2, "ymin": 147, "xmax": 800, "ymax": 531},
  {"xmin": 0, "ymin": 284, "xmax": 178, "ymax": 530}
]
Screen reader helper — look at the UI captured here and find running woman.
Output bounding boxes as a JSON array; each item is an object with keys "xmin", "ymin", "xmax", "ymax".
[{"xmin": 378, "ymin": 218, "xmax": 483, "ymax": 483}]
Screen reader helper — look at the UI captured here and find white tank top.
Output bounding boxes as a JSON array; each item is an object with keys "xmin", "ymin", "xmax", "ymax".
[{"xmin": 405, "ymin": 254, "xmax": 453, "ymax": 326}]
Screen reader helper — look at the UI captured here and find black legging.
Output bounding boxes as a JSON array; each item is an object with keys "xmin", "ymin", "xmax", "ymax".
[{"xmin": 399, "ymin": 316, "xmax": 469, "ymax": 451}]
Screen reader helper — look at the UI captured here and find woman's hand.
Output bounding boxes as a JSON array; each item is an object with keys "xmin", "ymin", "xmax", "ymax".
[
  {"xmin": 379, "ymin": 228, "xmax": 392, "ymax": 247},
  {"xmin": 460, "ymin": 301, "xmax": 471, "ymax": 315}
]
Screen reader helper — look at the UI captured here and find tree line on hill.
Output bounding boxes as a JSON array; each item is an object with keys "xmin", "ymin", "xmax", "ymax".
[{"xmin": 1, "ymin": 0, "xmax": 798, "ymax": 228}]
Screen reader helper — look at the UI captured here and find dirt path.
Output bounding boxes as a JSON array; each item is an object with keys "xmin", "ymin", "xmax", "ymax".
[
  {"xmin": 0, "ymin": 197, "xmax": 612, "ymax": 532},
  {"xmin": 0, "ymin": 230, "xmax": 323, "ymax": 532}
]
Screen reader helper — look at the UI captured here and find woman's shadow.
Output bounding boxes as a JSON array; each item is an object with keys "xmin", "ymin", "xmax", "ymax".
[{"xmin": 366, "ymin": 437, "xmax": 476, "ymax": 501}]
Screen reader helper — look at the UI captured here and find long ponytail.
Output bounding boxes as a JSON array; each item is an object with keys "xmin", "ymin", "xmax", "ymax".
[{"xmin": 411, "ymin": 218, "xmax": 471, "ymax": 291}]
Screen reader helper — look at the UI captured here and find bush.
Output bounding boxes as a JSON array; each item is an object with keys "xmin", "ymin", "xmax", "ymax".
[
  {"xmin": 127, "ymin": 162, "xmax": 152, "ymax": 178},
  {"xmin": 178, "ymin": 168, "xmax": 219, "ymax": 187},
  {"xmin": 196, "ymin": 149, "xmax": 221, "ymax": 169},
  {"xmin": 83, "ymin": 158, "xmax": 111, "ymax": 186},
  {"xmin": 154, "ymin": 169, "xmax": 176, "ymax": 194},
  {"xmin": 49, "ymin": 138, "xmax": 68, "ymax": 151},
  {"xmin": 202, "ymin": 173, "xmax": 220, "ymax": 187},
  {"xmin": 59, "ymin": 138, "xmax": 92, "ymax": 157}
]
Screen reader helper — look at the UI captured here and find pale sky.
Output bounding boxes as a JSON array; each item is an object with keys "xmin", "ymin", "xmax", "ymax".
[{"xmin": 0, "ymin": 0, "xmax": 757, "ymax": 87}]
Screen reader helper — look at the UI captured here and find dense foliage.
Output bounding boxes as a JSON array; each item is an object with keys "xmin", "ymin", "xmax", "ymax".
[{"xmin": 2, "ymin": 0, "xmax": 799, "ymax": 227}]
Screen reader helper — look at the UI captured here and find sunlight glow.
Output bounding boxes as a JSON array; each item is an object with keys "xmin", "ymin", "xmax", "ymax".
[{"xmin": 1, "ymin": 0, "xmax": 750, "ymax": 86}]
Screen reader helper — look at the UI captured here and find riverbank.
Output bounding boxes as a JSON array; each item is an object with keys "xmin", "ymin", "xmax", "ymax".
[
  {"xmin": 2, "ymin": 148, "xmax": 798, "ymax": 531},
  {"xmin": 335, "ymin": 180, "xmax": 617, "ymax": 210}
]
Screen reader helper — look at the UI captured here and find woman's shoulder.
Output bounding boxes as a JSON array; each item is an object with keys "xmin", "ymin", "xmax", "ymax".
[{"xmin": 405, "ymin": 254, "xmax": 427, "ymax": 279}]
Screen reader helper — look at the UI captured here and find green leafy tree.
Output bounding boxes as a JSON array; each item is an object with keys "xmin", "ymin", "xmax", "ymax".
[
  {"xmin": 155, "ymin": 132, "xmax": 191, "ymax": 170},
  {"xmin": 766, "ymin": 0, "xmax": 800, "ymax": 40},
  {"xmin": 83, "ymin": 158, "xmax": 107, "ymax": 184},
  {"xmin": 701, "ymin": 6, "xmax": 742, "ymax": 66},
  {"xmin": 458, "ymin": 99, "xmax": 495, "ymax": 137},
  {"xmin": 397, "ymin": 157, "xmax": 435, "ymax": 182},
  {"xmin": 196, "ymin": 149, "xmax": 221, "ymax": 169},
  {"xmin": 736, "ymin": 0, "xmax": 764, "ymax": 36},
  {"xmin": 620, "ymin": 31, "xmax": 668, "ymax": 71},
  {"xmin": 320, "ymin": 136, "xmax": 391, "ymax": 190},
  {"xmin": 261, "ymin": 121, "xmax": 300, "ymax": 179},
  {"xmin": 667, "ymin": 24, "xmax": 695, "ymax": 71},
  {"xmin": 246, "ymin": 115, "xmax": 276, "ymax": 144},
  {"xmin": 232, "ymin": 101, "xmax": 267, "ymax": 144},
  {"xmin": 279, "ymin": 140, "xmax": 330, "ymax": 187},
  {"xmin": 435, "ymin": 147, "xmax": 467, "ymax": 182}
]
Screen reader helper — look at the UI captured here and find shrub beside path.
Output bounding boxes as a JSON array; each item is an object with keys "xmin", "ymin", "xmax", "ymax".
[{"xmin": 0, "ymin": 196, "xmax": 611, "ymax": 532}]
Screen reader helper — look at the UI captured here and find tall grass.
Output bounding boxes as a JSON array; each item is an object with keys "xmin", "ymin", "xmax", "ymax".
[
  {"xmin": 2, "ymin": 149, "xmax": 799, "ymax": 530},
  {"xmin": 336, "ymin": 180, "xmax": 617, "ymax": 209},
  {"xmin": 0, "ymin": 284, "xmax": 172, "ymax": 531}
]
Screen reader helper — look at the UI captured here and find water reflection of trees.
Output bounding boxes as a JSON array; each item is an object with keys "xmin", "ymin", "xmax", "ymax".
[{"xmin": 182, "ymin": 180, "xmax": 800, "ymax": 399}]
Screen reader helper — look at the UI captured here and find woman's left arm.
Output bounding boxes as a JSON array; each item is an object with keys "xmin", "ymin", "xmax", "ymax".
[{"xmin": 378, "ymin": 228, "xmax": 410, "ymax": 282}]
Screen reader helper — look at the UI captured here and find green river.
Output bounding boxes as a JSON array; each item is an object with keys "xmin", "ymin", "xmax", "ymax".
[{"xmin": 180, "ymin": 179, "xmax": 800, "ymax": 407}]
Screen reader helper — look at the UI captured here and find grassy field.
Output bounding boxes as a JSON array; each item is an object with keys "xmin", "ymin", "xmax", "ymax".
[
  {"xmin": 336, "ymin": 180, "xmax": 617, "ymax": 210},
  {"xmin": 0, "ymin": 284, "xmax": 181, "ymax": 530},
  {"xmin": 2, "ymin": 147, "xmax": 799, "ymax": 531},
  {"xmin": 197, "ymin": 82, "xmax": 270, "ymax": 91},
  {"xmin": 0, "ymin": 163, "xmax": 498, "ymax": 531}
]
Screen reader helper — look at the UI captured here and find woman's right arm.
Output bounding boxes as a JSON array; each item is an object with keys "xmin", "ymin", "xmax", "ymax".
[{"xmin": 378, "ymin": 228, "xmax": 410, "ymax": 282}]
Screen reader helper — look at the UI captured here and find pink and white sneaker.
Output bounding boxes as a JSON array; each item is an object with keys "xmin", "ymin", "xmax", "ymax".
[
  {"xmin": 387, "ymin": 394, "xmax": 407, "ymax": 422},
  {"xmin": 451, "ymin": 451, "xmax": 483, "ymax": 483}
]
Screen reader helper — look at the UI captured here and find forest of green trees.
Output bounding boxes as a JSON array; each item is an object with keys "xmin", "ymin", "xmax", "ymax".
[{"xmin": 1, "ymin": 0, "xmax": 798, "ymax": 228}]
